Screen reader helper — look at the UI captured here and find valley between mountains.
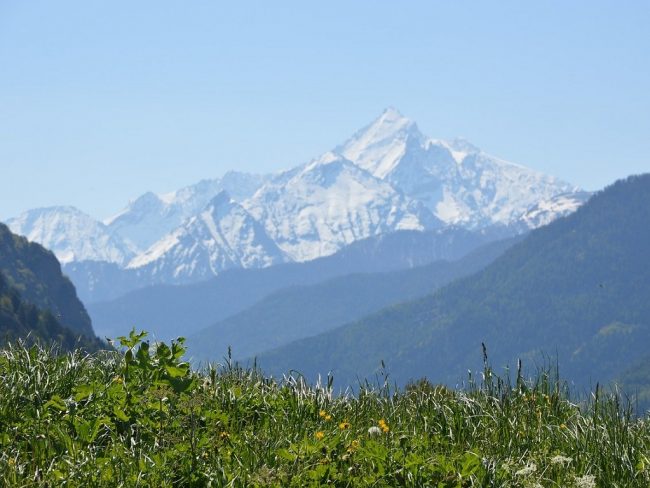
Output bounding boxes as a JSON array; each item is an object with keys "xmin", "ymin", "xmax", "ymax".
[{"xmin": 7, "ymin": 108, "xmax": 645, "ymax": 400}]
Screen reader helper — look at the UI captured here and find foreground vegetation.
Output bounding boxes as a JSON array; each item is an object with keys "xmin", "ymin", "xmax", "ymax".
[{"xmin": 0, "ymin": 332, "xmax": 648, "ymax": 487}]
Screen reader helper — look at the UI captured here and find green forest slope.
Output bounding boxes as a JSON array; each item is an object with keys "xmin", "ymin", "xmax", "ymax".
[
  {"xmin": 187, "ymin": 236, "xmax": 520, "ymax": 362},
  {"xmin": 257, "ymin": 174, "xmax": 650, "ymax": 390},
  {"xmin": 0, "ymin": 223, "xmax": 104, "ymax": 350},
  {"xmin": 0, "ymin": 223, "xmax": 94, "ymax": 337}
]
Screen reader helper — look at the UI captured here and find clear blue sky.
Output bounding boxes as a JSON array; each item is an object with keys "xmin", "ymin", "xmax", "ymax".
[{"xmin": 1, "ymin": 1, "xmax": 649, "ymax": 220}]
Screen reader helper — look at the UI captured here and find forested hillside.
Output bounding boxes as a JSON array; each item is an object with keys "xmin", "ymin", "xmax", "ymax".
[
  {"xmin": 0, "ymin": 223, "xmax": 94, "ymax": 337},
  {"xmin": 256, "ymin": 174, "xmax": 650, "ymax": 390},
  {"xmin": 88, "ymin": 227, "xmax": 500, "ymax": 341},
  {"xmin": 0, "ymin": 223, "xmax": 104, "ymax": 350},
  {"xmin": 0, "ymin": 271, "xmax": 103, "ymax": 350},
  {"xmin": 187, "ymin": 236, "xmax": 520, "ymax": 362}
]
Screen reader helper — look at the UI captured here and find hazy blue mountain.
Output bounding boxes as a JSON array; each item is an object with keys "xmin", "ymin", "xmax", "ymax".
[
  {"xmin": 617, "ymin": 355, "xmax": 650, "ymax": 413},
  {"xmin": 88, "ymin": 227, "xmax": 505, "ymax": 341},
  {"xmin": 255, "ymin": 175, "xmax": 648, "ymax": 390},
  {"xmin": 62, "ymin": 260, "xmax": 139, "ymax": 304},
  {"xmin": 186, "ymin": 235, "xmax": 521, "ymax": 363}
]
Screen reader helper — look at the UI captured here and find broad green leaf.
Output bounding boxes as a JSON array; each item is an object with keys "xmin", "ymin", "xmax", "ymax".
[
  {"xmin": 169, "ymin": 376, "xmax": 196, "ymax": 394},
  {"xmin": 113, "ymin": 406, "xmax": 130, "ymax": 422},
  {"xmin": 165, "ymin": 364, "xmax": 189, "ymax": 378},
  {"xmin": 276, "ymin": 448, "xmax": 297, "ymax": 462},
  {"xmin": 44, "ymin": 395, "xmax": 67, "ymax": 412},
  {"xmin": 73, "ymin": 383, "xmax": 94, "ymax": 402}
]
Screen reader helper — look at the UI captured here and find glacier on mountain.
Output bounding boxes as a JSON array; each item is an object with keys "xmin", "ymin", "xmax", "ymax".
[
  {"xmin": 105, "ymin": 172, "xmax": 268, "ymax": 250},
  {"xmin": 126, "ymin": 191, "xmax": 287, "ymax": 283},
  {"xmin": 6, "ymin": 206, "xmax": 136, "ymax": 265},
  {"xmin": 338, "ymin": 107, "xmax": 578, "ymax": 228},
  {"xmin": 8, "ymin": 107, "xmax": 586, "ymax": 291},
  {"xmin": 242, "ymin": 152, "xmax": 441, "ymax": 262}
]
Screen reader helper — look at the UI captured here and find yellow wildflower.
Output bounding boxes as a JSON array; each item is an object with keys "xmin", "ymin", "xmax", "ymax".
[
  {"xmin": 315, "ymin": 431, "xmax": 325, "ymax": 440},
  {"xmin": 325, "ymin": 414, "xmax": 332, "ymax": 421},
  {"xmin": 378, "ymin": 419, "xmax": 389, "ymax": 433},
  {"xmin": 319, "ymin": 410, "xmax": 327, "ymax": 418},
  {"xmin": 339, "ymin": 421, "xmax": 351, "ymax": 430},
  {"xmin": 347, "ymin": 439, "xmax": 360, "ymax": 452}
]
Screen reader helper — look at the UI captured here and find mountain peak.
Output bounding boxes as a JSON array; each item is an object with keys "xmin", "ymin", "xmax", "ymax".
[
  {"xmin": 369, "ymin": 106, "xmax": 416, "ymax": 135},
  {"xmin": 337, "ymin": 108, "xmax": 422, "ymax": 178},
  {"xmin": 7, "ymin": 206, "xmax": 136, "ymax": 265},
  {"xmin": 379, "ymin": 106, "xmax": 407, "ymax": 121}
]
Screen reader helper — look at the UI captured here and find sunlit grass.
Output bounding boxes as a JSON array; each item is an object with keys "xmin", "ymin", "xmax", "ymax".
[{"xmin": 0, "ymin": 331, "xmax": 648, "ymax": 486}]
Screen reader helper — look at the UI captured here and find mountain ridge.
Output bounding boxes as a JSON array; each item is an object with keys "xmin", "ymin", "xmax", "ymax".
[
  {"xmin": 254, "ymin": 174, "xmax": 649, "ymax": 389},
  {"xmin": 8, "ymin": 107, "xmax": 585, "ymax": 300},
  {"xmin": 88, "ymin": 226, "xmax": 503, "ymax": 340},
  {"xmin": 186, "ymin": 234, "xmax": 522, "ymax": 363}
]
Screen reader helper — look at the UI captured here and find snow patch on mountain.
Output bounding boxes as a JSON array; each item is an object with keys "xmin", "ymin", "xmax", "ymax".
[
  {"xmin": 243, "ymin": 152, "xmax": 441, "ymax": 262},
  {"xmin": 336, "ymin": 107, "xmax": 424, "ymax": 179},
  {"xmin": 339, "ymin": 108, "xmax": 578, "ymax": 229},
  {"xmin": 519, "ymin": 191, "xmax": 592, "ymax": 229},
  {"xmin": 9, "ymin": 107, "xmax": 585, "ymax": 293},
  {"xmin": 126, "ymin": 191, "xmax": 287, "ymax": 283},
  {"xmin": 106, "ymin": 172, "xmax": 268, "ymax": 250},
  {"xmin": 7, "ymin": 207, "xmax": 136, "ymax": 265}
]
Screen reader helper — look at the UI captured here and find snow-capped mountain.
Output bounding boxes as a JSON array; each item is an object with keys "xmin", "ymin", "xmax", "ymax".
[
  {"xmin": 242, "ymin": 152, "xmax": 441, "ymax": 262},
  {"xmin": 519, "ymin": 191, "xmax": 593, "ymax": 229},
  {"xmin": 106, "ymin": 171, "xmax": 268, "ymax": 250},
  {"xmin": 6, "ymin": 206, "xmax": 136, "ymax": 265},
  {"xmin": 338, "ymin": 107, "xmax": 577, "ymax": 228},
  {"xmin": 126, "ymin": 191, "xmax": 287, "ymax": 283},
  {"xmin": 8, "ymin": 107, "xmax": 587, "ymax": 301}
]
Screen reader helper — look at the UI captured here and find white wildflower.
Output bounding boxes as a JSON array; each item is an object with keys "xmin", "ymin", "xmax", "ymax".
[
  {"xmin": 515, "ymin": 462, "xmax": 537, "ymax": 477},
  {"xmin": 550, "ymin": 454, "xmax": 572, "ymax": 465},
  {"xmin": 575, "ymin": 474, "xmax": 596, "ymax": 488},
  {"xmin": 367, "ymin": 426, "xmax": 382, "ymax": 436}
]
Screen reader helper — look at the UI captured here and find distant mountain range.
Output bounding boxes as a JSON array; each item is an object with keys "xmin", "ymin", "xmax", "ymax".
[
  {"xmin": 88, "ymin": 226, "xmax": 505, "ymax": 341},
  {"xmin": 7, "ymin": 206, "xmax": 137, "ymax": 266},
  {"xmin": 5, "ymin": 108, "xmax": 586, "ymax": 302},
  {"xmin": 337, "ymin": 108, "xmax": 578, "ymax": 227},
  {"xmin": 254, "ymin": 174, "xmax": 650, "ymax": 390},
  {"xmin": 126, "ymin": 191, "xmax": 288, "ymax": 284},
  {"xmin": 105, "ymin": 172, "xmax": 268, "ymax": 251},
  {"xmin": 186, "ymin": 235, "xmax": 522, "ymax": 364}
]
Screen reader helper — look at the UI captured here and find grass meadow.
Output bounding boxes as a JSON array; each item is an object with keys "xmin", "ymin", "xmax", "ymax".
[{"xmin": 0, "ymin": 331, "xmax": 648, "ymax": 487}]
